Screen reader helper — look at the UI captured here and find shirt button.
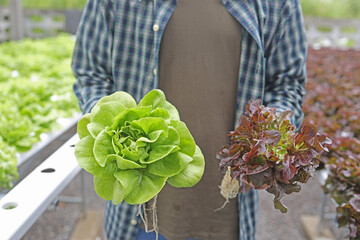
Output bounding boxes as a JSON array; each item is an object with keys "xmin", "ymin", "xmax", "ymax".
[
  {"xmin": 153, "ymin": 68, "xmax": 157, "ymax": 76},
  {"xmin": 152, "ymin": 24, "xmax": 159, "ymax": 32},
  {"xmin": 130, "ymin": 219, "xmax": 137, "ymax": 225}
]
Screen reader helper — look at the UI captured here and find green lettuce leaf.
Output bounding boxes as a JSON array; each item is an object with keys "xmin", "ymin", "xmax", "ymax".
[{"xmin": 167, "ymin": 145, "xmax": 205, "ymax": 187}]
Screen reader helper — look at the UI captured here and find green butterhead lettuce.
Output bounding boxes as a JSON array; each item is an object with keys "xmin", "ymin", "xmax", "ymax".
[{"xmin": 75, "ymin": 89, "xmax": 205, "ymax": 205}]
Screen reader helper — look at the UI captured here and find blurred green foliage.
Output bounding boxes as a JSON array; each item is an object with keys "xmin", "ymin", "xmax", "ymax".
[
  {"xmin": 0, "ymin": 0, "xmax": 359, "ymax": 18},
  {"xmin": 0, "ymin": 33, "xmax": 80, "ymax": 152},
  {"xmin": 0, "ymin": 0, "xmax": 87, "ymax": 9},
  {"xmin": 301, "ymin": 0, "xmax": 360, "ymax": 19},
  {"xmin": 0, "ymin": 34, "xmax": 80, "ymax": 189}
]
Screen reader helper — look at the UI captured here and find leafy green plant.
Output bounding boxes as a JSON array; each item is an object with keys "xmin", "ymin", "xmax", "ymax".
[
  {"xmin": 0, "ymin": 137, "xmax": 18, "ymax": 189},
  {"xmin": 0, "ymin": 34, "xmax": 79, "ymax": 153},
  {"xmin": 301, "ymin": 0, "xmax": 360, "ymax": 19},
  {"xmin": 75, "ymin": 89, "xmax": 205, "ymax": 205},
  {"xmin": 1, "ymin": 0, "xmax": 87, "ymax": 9},
  {"xmin": 0, "ymin": 34, "xmax": 79, "ymax": 189},
  {"xmin": 217, "ymin": 99, "xmax": 331, "ymax": 213}
]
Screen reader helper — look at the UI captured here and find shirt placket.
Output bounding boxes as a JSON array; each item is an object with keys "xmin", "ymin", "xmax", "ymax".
[
  {"xmin": 151, "ymin": 0, "xmax": 160, "ymax": 85},
  {"xmin": 151, "ymin": 0, "xmax": 177, "ymax": 88}
]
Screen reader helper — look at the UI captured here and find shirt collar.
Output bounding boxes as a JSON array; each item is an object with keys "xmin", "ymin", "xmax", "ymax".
[{"xmin": 224, "ymin": 0, "xmax": 263, "ymax": 53}]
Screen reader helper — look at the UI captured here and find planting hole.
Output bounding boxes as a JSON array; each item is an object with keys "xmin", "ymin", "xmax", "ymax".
[
  {"xmin": 41, "ymin": 168, "xmax": 55, "ymax": 173},
  {"xmin": 2, "ymin": 202, "xmax": 18, "ymax": 210}
]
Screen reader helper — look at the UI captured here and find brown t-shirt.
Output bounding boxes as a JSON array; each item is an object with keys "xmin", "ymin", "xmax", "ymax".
[{"xmin": 156, "ymin": 0, "xmax": 242, "ymax": 239}]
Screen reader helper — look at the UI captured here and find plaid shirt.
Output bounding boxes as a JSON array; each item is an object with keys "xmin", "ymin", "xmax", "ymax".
[{"xmin": 72, "ymin": 0, "xmax": 307, "ymax": 239}]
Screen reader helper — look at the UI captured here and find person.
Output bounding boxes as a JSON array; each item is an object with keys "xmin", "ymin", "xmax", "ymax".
[{"xmin": 71, "ymin": 0, "xmax": 307, "ymax": 239}]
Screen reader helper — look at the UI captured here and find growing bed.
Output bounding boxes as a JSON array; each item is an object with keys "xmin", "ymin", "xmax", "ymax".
[{"xmin": 0, "ymin": 34, "xmax": 83, "ymax": 239}]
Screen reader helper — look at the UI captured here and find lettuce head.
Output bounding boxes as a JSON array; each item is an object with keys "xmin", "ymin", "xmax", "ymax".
[{"xmin": 74, "ymin": 89, "xmax": 205, "ymax": 205}]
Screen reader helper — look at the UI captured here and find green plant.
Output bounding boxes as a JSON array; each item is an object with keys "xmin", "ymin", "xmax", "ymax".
[
  {"xmin": 22, "ymin": 0, "xmax": 87, "ymax": 9},
  {"xmin": 75, "ymin": 89, "xmax": 205, "ymax": 205},
  {"xmin": 301, "ymin": 0, "xmax": 360, "ymax": 19},
  {"xmin": 0, "ymin": 136, "xmax": 18, "ymax": 189},
  {"xmin": 0, "ymin": 34, "xmax": 79, "ymax": 188},
  {"xmin": 0, "ymin": 0, "xmax": 87, "ymax": 9},
  {"xmin": 0, "ymin": 34, "xmax": 79, "ymax": 152}
]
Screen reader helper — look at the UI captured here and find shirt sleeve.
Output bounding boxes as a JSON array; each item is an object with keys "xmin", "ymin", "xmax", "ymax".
[
  {"xmin": 263, "ymin": 0, "xmax": 307, "ymax": 129},
  {"xmin": 71, "ymin": 0, "xmax": 115, "ymax": 114}
]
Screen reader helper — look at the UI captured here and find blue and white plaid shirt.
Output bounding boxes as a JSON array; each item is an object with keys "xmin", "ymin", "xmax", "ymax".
[{"xmin": 72, "ymin": 0, "xmax": 307, "ymax": 239}]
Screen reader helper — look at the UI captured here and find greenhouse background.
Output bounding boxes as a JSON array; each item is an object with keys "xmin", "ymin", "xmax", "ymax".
[{"xmin": 0, "ymin": 0, "xmax": 359, "ymax": 240}]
